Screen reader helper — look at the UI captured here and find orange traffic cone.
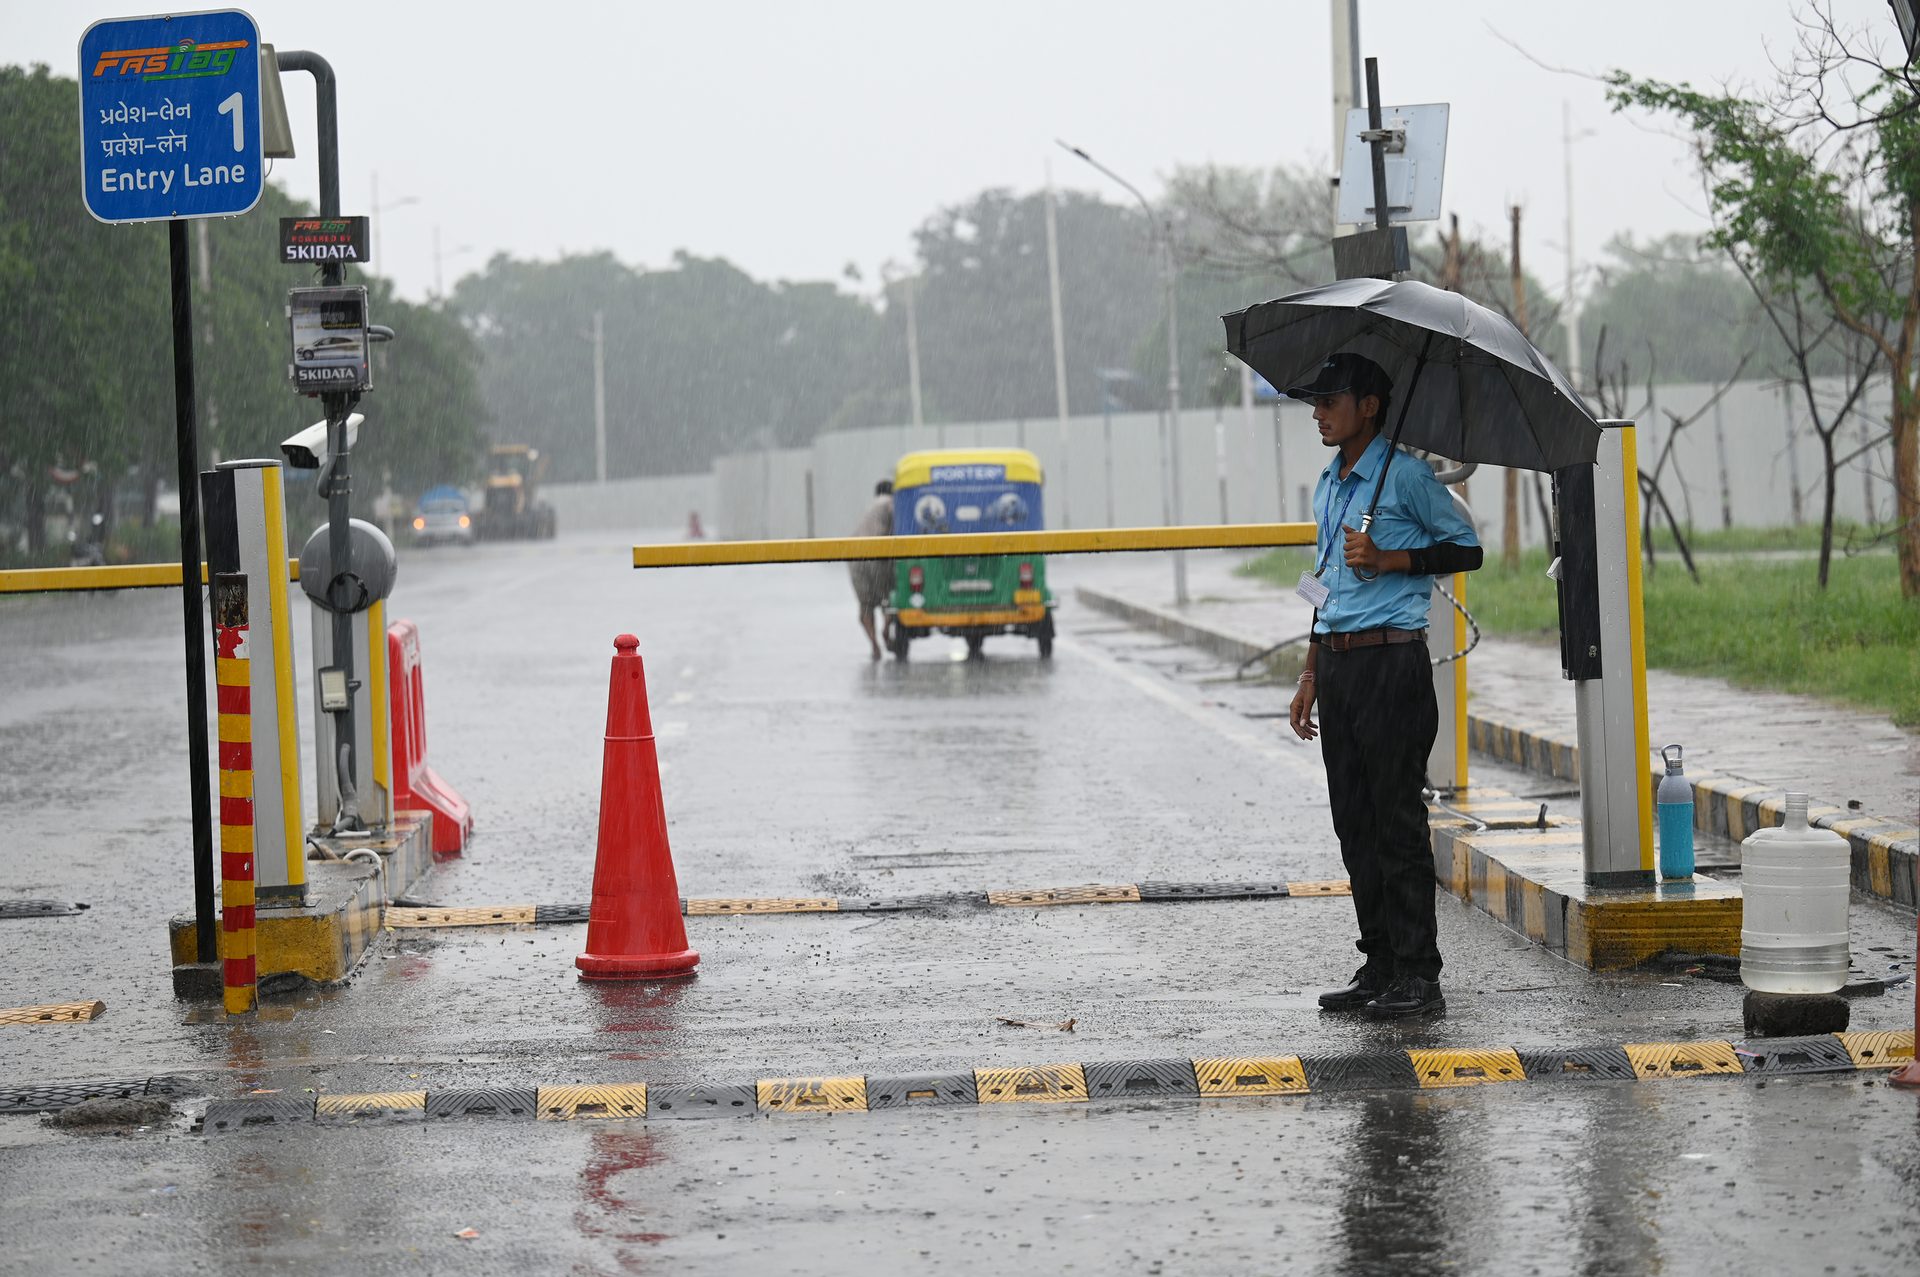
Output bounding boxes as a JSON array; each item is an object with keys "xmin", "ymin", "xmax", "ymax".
[{"xmin": 575, "ymin": 634, "xmax": 700, "ymax": 980}]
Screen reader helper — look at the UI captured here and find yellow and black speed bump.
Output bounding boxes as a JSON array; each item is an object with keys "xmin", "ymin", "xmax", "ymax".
[
  {"xmin": 756, "ymin": 1076, "xmax": 867, "ymax": 1114},
  {"xmin": 685, "ymin": 897, "xmax": 838, "ymax": 916},
  {"xmin": 1300, "ymin": 1052, "xmax": 1422, "ymax": 1092},
  {"xmin": 1623, "ymin": 1040, "xmax": 1745, "ymax": 1080},
  {"xmin": 1837, "ymin": 1030, "xmax": 1916, "ymax": 1069},
  {"xmin": 1516, "ymin": 1046, "xmax": 1637, "ymax": 1083},
  {"xmin": 382, "ymin": 880, "xmax": 1351, "ymax": 928},
  {"xmin": 538, "ymin": 1084, "xmax": 648, "ymax": 1121},
  {"xmin": 1732, "ymin": 1035, "xmax": 1858, "ymax": 1076},
  {"xmin": 1408, "ymin": 1049, "xmax": 1526, "ymax": 1089},
  {"xmin": 1137, "ymin": 881, "xmax": 1289, "ymax": 902},
  {"xmin": 424, "ymin": 1087, "xmax": 536, "ymax": 1120},
  {"xmin": 317, "ymin": 1091, "xmax": 427, "ymax": 1123},
  {"xmin": 201, "ymin": 1094, "xmax": 316, "ymax": 1133},
  {"xmin": 865, "ymin": 1072, "xmax": 980, "ymax": 1109},
  {"xmin": 837, "ymin": 893, "xmax": 985, "ymax": 912},
  {"xmin": 0, "ymin": 1000, "xmax": 107, "ymax": 1025},
  {"xmin": 87, "ymin": 1032, "xmax": 1920, "ymax": 1140},
  {"xmin": 1082, "ymin": 1058, "xmax": 1200, "ymax": 1101},
  {"xmin": 986, "ymin": 885, "xmax": 1140, "ymax": 908},
  {"xmin": 647, "ymin": 1083, "xmax": 758, "ymax": 1118},
  {"xmin": 0, "ymin": 899, "xmax": 89, "ymax": 919},
  {"xmin": 387, "ymin": 905, "xmax": 535, "ymax": 929},
  {"xmin": 1193, "ymin": 1056, "xmax": 1309, "ymax": 1096},
  {"xmin": 0, "ymin": 1077, "xmax": 173, "ymax": 1116},
  {"xmin": 974, "ymin": 1063, "xmax": 1088, "ymax": 1104}
]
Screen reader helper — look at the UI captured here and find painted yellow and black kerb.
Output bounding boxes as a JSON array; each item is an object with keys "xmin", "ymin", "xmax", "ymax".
[{"xmin": 180, "ymin": 1030, "xmax": 1915, "ymax": 1133}]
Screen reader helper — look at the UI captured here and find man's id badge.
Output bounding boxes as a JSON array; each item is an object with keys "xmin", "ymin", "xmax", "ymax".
[{"xmin": 1295, "ymin": 571, "xmax": 1331, "ymax": 609}]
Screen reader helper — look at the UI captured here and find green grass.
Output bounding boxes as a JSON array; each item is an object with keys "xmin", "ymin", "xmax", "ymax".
[
  {"xmin": 1644, "ymin": 519, "xmax": 1881, "ymax": 554},
  {"xmin": 1239, "ymin": 547, "xmax": 1920, "ymax": 727},
  {"xmin": 0, "ymin": 519, "xmax": 184, "ymax": 572}
]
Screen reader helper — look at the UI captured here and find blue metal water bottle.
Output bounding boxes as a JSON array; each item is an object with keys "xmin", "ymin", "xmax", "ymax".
[{"xmin": 1657, "ymin": 744, "xmax": 1695, "ymax": 880}]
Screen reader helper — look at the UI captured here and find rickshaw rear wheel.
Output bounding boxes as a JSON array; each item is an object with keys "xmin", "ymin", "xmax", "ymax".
[
  {"xmin": 965, "ymin": 634, "xmax": 985, "ymax": 659},
  {"xmin": 1036, "ymin": 612, "xmax": 1055, "ymax": 660},
  {"xmin": 887, "ymin": 620, "xmax": 911, "ymax": 661}
]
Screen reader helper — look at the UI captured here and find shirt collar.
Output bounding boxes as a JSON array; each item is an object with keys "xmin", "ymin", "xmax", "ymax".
[{"xmin": 1322, "ymin": 431, "xmax": 1392, "ymax": 484}]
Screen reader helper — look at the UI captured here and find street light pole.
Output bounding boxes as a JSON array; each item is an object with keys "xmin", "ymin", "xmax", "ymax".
[
  {"xmin": 368, "ymin": 170, "xmax": 419, "ymax": 284},
  {"xmin": 1055, "ymin": 139, "xmax": 1187, "ymax": 604},
  {"xmin": 592, "ymin": 310, "xmax": 607, "ymax": 484}
]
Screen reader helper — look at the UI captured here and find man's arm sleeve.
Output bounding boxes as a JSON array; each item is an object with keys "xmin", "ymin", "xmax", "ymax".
[
  {"xmin": 1406, "ymin": 541, "xmax": 1484, "ymax": 575},
  {"xmin": 1402, "ymin": 466, "xmax": 1483, "ymax": 574}
]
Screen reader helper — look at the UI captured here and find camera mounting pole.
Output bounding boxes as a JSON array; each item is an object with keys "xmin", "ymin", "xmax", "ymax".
[{"xmin": 278, "ymin": 48, "xmax": 366, "ymax": 833}]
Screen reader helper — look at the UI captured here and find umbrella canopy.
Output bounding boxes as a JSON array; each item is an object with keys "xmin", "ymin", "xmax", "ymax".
[{"xmin": 1223, "ymin": 277, "xmax": 1601, "ymax": 473}]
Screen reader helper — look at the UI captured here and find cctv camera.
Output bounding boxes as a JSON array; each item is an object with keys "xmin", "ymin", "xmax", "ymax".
[{"xmin": 280, "ymin": 413, "xmax": 363, "ymax": 469}]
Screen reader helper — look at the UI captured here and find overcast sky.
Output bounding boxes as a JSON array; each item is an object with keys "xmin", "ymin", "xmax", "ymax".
[{"xmin": 13, "ymin": 0, "xmax": 1897, "ymax": 305}]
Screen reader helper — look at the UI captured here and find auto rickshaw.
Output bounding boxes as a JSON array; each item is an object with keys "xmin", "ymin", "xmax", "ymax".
[{"xmin": 884, "ymin": 447, "xmax": 1056, "ymax": 660}]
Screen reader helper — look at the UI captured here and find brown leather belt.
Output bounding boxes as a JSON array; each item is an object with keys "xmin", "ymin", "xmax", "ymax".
[{"xmin": 1321, "ymin": 627, "xmax": 1426, "ymax": 653}]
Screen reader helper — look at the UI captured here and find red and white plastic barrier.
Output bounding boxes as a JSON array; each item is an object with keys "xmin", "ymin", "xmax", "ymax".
[{"xmin": 386, "ymin": 619, "xmax": 473, "ymax": 855}]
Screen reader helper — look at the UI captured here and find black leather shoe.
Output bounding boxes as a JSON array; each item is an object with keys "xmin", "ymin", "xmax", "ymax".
[
  {"xmin": 1318, "ymin": 966, "xmax": 1393, "ymax": 1012},
  {"xmin": 1365, "ymin": 974, "xmax": 1446, "ymax": 1019}
]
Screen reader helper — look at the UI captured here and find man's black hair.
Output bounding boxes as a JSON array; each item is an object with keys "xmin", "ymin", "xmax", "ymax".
[{"xmin": 875, "ymin": 479, "xmax": 894, "ymax": 496}]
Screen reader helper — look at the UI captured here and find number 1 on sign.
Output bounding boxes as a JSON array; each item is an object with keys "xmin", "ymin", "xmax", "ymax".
[{"xmin": 218, "ymin": 92, "xmax": 243, "ymax": 151}]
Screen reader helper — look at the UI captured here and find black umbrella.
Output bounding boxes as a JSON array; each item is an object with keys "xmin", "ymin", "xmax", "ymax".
[{"xmin": 1224, "ymin": 276, "xmax": 1601, "ymax": 533}]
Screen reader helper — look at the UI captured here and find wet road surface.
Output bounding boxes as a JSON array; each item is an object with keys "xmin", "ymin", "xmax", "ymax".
[{"xmin": 1, "ymin": 536, "xmax": 1916, "ymax": 1273}]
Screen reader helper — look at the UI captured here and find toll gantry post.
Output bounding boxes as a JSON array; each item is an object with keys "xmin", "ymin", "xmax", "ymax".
[
  {"xmin": 201, "ymin": 461, "xmax": 307, "ymax": 902},
  {"xmin": 1425, "ymin": 569, "xmax": 1470, "ymax": 795},
  {"xmin": 1553, "ymin": 420, "xmax": 1655, "ymax": 886},
  {"xmin": 300, "ymin": 519, "xmax": 398, "ymax": 838}
]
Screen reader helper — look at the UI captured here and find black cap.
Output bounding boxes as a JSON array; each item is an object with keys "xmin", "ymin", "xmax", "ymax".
[{"xmin": 1285, "ymin": 352, "xmax": 1391, "ymax": 401}]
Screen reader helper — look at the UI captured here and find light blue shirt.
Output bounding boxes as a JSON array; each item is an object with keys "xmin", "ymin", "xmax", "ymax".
[{"xmin": 1311, "ymin": 432, "xmax": 1479, "ymax": 634}]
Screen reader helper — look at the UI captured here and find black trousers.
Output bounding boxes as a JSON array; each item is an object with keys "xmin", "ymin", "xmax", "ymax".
[{"xmin": 1317, "ymin": 640, "xmax": 1442, "ymax": 981}]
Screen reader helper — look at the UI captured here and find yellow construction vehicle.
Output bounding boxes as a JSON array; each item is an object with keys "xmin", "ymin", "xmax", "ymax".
[{"xmin": 472, "ymin": 444, "xmax": 557, "ymax": 541}]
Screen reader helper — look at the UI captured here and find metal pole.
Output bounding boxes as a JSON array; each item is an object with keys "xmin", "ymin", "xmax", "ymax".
[
  {"xmin": 905, "ymin": 274, "xmax": 926, "ymax": 440},
  {"xmin": 277, "ymin": 50, "xmax": 361, "ymax": 834},
  {"xmin": 1329, "ymin": 0, "xmax": 1361, "ymax": 233},
  {"xmin": 1055, "ymin": 141, "xmax": 1188, "ymax": 602},
  {"xmin": 170, "ymin": 219, "xmax": 216, "ymax": 965},
  {"xmin": 1563, "ymin": 100, "xmax": 1583, "ymax": 389},
  {"xmin": 1365, "ymin": 58, "xmax": 1389, "ymax": 235},
  {"xmin": 1045, "ymin": 167, "xmax": 1072, "ymax": 526},
  {"xmin": 593, "ymin": 310, "xmax": 607, "ymax": 484}
]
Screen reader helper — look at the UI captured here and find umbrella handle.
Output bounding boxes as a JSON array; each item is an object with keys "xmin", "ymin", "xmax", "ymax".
[
  {"xmin": 1352, "ymin": 514, "xmax": 1380, "ymax": 582},
  {"xmin": 1350, "ymin": 335, "xmax": 1434, "ymax": 583}
]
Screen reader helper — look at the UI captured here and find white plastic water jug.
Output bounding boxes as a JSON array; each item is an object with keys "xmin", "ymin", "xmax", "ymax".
[{"xmin": 1739, "ymin": 792, "xmax": 1851, "ymax": 994}]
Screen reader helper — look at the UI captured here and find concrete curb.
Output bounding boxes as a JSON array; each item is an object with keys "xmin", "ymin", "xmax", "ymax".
[
  {"xmin": 1079, "ymin": 582, "xmax": 1919, "ymax": 912},
  {"xmin": 6, "ymin": 1032, "xmax": 1911, "ymax": 1129},
  {"xmin": 1466, "ymin": 717, "xmax": 1920, "ymax": 912},
  {"xmin": 1073, "ymin": 585, "xmax": 1281, "ymax": 668}
]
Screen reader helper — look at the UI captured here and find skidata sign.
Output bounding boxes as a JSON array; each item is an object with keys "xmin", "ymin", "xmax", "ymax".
[
  {"xmin": 288, "ymin": 285, "xmax": 371, "ymax": 394},
  {"xmin": 78, "ymin": 9, "xmax": 264, "ymax": 223}
]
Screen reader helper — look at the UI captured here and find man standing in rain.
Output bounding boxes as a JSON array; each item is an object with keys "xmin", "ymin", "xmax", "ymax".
[
  {"xmin": 849, "ymin": 479, "xmax": 894, "ymax": 661},
  {"xmin": 1285, "ymin": 353, "xmax": 1481, "ymax": 1019}
]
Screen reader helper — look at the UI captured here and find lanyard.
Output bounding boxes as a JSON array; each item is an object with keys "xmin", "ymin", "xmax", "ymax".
[{"xmin": 1313, "ymin": 477, "xmax": 1362, "ymax": 579}]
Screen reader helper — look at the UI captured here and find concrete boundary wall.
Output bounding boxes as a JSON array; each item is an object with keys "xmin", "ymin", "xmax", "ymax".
[
  {"xmin": 544, "ymin": 474, "xmax": 716, "ymax": 536},
  {"xmin": 614, "ymin": 375, "xmax": 1896, "ymax": 551}
]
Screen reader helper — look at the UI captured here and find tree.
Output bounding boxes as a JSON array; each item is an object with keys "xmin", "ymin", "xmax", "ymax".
[
  {"xmin": 1610, "ymin": 3, "xmax": 1920, "ymax": 596},
  {"xmin": 451, "ymin": 250, "xmax": 888, "ymax": 479},
  {"xmin": 0, "ymin": 63, "xmax": 489, "ymax": 554}
]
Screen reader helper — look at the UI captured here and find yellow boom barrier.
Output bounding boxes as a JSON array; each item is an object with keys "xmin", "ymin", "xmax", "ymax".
[
  {"xmin": 0, "ymin": 559, "xmax": 303, "ymax": 595},
  {"xmin": 631, "ymin": 522, "xmax": 1318, "ymax": 569}
]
